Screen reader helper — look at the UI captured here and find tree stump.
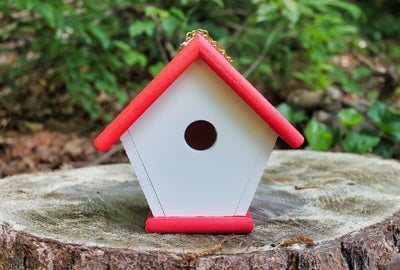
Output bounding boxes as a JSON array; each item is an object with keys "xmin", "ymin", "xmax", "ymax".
[{"xmin": 1, "ymin": 150, "xmax": 399, "ymax": 269}]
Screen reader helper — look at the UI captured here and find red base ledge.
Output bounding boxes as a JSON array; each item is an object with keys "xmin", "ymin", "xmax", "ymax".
[{"xmin": 145, "ymin": 211, "xmax": 253, "ymax": 234}]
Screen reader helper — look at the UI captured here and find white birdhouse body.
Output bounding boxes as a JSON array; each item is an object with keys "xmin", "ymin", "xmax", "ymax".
[{"xmin": 120, "ymin": 59, "xmax": 278, "ymax": 217}]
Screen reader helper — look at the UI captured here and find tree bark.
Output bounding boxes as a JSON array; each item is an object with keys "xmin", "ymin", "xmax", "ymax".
[{"xmin": 0, "ymin": 150, "xmax": 399, "ymax": 269}]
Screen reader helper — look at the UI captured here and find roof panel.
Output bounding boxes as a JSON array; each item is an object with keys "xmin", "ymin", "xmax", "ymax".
[{"xmin": 95, "ymin": 35, "xmax": 304, "ymax": 151}]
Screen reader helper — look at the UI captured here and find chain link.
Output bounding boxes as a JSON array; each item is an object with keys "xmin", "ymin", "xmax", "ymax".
[{"xmin": 179, "ymin": 29, "xmax": 232, "ymax": 63}]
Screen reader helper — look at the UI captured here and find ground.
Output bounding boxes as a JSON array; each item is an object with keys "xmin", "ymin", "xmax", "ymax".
[{"xmin": 0, "ymin": 128, "xmax": 128, "ymax": 178}]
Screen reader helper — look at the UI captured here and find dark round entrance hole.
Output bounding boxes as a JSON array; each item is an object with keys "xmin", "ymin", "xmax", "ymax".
[{"xmin": 184, "ymin": 120, "xmax": 217, "ymax": 151}]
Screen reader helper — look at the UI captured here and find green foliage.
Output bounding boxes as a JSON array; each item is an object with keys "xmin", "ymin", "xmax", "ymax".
[
  {"xmin": 0, "ymin": 0, "xmax": 143, "ymax": 119},
  {"xmin": 304, "ymin": 120, "xmax": 334, "ymax": 151},
  {"xmin": 342, "ymin": 132, "xmax": 380, "ymax": 154},
  {"xmin": 236, "ymin": 0, "xmax": 362, "ymax": 90},
  {"xmin": 0, "ymin": 0, "xmax": 258, "ymax": 120},
  {"xmin": 372, "ymin": 137, "xmax": 396, "ymax": 159},
  {"xmin": 149, "ymin": 62, "xmax": 166, "ymax": 78},
  {"xmin": 367, "ymin": 101, "xmax": 400, "ymax": 140},
  {"xmin": 356, "ymin": 0, "xmax": 400, "ymax": 41},
  {"xmin": 0, "ymin": 0, "xmax": 365, "ymax": 120},
  {"xmin": 366, "ymin": 102, "xmax": 400, "ymax": 158},
  {"xmin": 338, "ymin": 108, "xmax": 364, "ymax": 129},
  {"xmin": 129, "ymin": 21, "xmax": 155, "ymax": 38},
  {"xmin": 276, "ymin": 103, "xmax": 308, "ymax": 125},
  {"xmin": 303, "ymin": 103, "xmax": 399, "ymax": 158}
]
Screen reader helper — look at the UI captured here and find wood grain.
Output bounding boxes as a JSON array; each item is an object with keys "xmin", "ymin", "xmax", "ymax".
[{"xmin": 0, "ymin": 150, "xmax": 399, "ymax": 269}]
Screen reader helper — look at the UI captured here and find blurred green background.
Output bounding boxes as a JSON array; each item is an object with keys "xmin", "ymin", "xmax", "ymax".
[{"xmin": 0, "ymin": 0, "xmax": 399, "ymax": 162}]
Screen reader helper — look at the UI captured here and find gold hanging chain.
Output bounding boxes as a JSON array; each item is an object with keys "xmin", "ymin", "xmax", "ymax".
[{"xmin": 179, "ymin": 29, "xmax": 233, "ymax": 63}]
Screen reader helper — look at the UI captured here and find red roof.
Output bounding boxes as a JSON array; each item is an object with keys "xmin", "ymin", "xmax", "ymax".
[{"xmin": 95, "ymin": 34, "xmax": 304, "ymax": 152}]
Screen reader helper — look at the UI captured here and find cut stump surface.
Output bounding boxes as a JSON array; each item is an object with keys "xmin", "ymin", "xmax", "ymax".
[{"xmin": 1, "ymin": 150, "xmax": 400, "ymax": 269}]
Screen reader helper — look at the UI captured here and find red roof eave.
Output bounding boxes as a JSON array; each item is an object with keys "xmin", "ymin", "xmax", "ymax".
[
  {"xmin": 94, "ymin": 37, "xmax": 200, "ymax": 152},
  {"xmin": 95, "ymin": 35, "xmax": 304, "ymax": 152},
  {"xmin": 197, "ymin": 36, "xmax": 304, "ymax": 148}
]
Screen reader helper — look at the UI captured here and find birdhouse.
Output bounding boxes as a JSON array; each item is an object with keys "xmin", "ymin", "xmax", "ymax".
[{"xmin": 95, "ymin": 30, "xmax": 304, "ymax": 234}]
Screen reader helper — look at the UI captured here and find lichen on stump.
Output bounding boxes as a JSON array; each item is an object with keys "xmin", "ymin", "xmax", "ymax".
[{"xmin": 0, "ymin": 150, "xmax": 399, "ymax": 269}]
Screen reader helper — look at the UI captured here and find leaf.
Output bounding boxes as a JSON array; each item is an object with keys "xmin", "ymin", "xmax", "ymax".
[
  {"xmin": 170, "ymin": 7, "xmax": 185, "ymax": 21},
  {"xmin": 282, "ymin": 9, "xmax": 299, "ymax": 24},
  {"xmin": 240, "ymin": 57, "xmax": 255, "ymax": 65},
  {"xmin": 88, "ymin": 71, "xmax": 116, "ymax": 93},
  {"xmin": 283, "ymin": 0, "xmax": 299, "ymax": 23},
  {"xmin": 325, "ymin": 0, "xmax": 362, "ymax": 19},
  {"xmin": 367, "ymin": 101, "xmax": 400, "ymax": 139},
  {"xmin": 12, "ymin": 0, "xmax": 29, "ymax": 10},
  {"xmin": 122, "ymin": 51, "xmax": 147, "ymax": 67},
  {"xmin": 81, "ymin": 81, "xmax": 96, "ymax": 99},
  {"xmin": 81, "ymin": 72, "xmax": 97, "ymax": 81},
  {"xmin": 338, "ymin": 108, "xmax": 364, "ymax": 129},
  {"xmin": 129, "ymin": 21, "xmax": 155, "ymax": 37},
  {"xmin": 115, "ymin": 91, "xmax": 129, "ymax": 104},
  {"xmin": 342, "ymin": 132, "xmax": 380, "ymax": 154},
  {"xmin": 283, "ymin": 0, "xmax": 298, "ymax": 12},
  {"xmin": 304, "ymin": 120, "xmax": 333, "ymax": 151},
  {"xmin": 372, "ymin": 138, "xmax": 395, "ymax": 159},
  {"xmin": 211, "ymin": 0, "xmax": 224, "ymax": 8},
  {"xmin": 94, "ymin": 80, "xmax": 112, "ymax": 92},
  {"xmin": 160, "ymin": 15, "xmax": 180, "ymax": 36},
  {"xmin": 330, "ymin": 25, "xmax": 358, "ymax": 35},
  {"xmin": 258, "ymin": 63, "xmax": 272, "ymax": 75},
  {"xmin": 276, "ymin": 103, "xmax": 308, "ymax": 125},
  {"xmin": 331, "ymin": 126, "xmax": 342, "ymax": 146},
  {"xmin": 352, "ymin": 66, "xmax": 372, "ymax": 80},
  {"xmin": 359, "ymin": 127, "xmax": 380, "ymax": 137},
  {"xmin": 88, "ymin": 24, "xmax": 110, "ymax": 49},
  {"xmin": 113, "ymin": 40, "xmax": 131, "ymax": 51},
  {"xmin": 149, "ymin": 62, "xmax": 166, "ymax": 78},
  {"xmin": 53, "ymin": 9, "xmax": 64, "ymax": 29},
  {"xmin": 102, "ymin": 72, "xmax": 118, "ymax": 87},
  {"xmin": 36, "ymin": 2, "xmax": 56, "ymax": 28},
  {"xmin": 276, "ymin": 103, "xmax": 292, "ymax": 119},
  {"xmin": 144, "ymin": 6, "xmax": 163, "ymax": 17}
]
